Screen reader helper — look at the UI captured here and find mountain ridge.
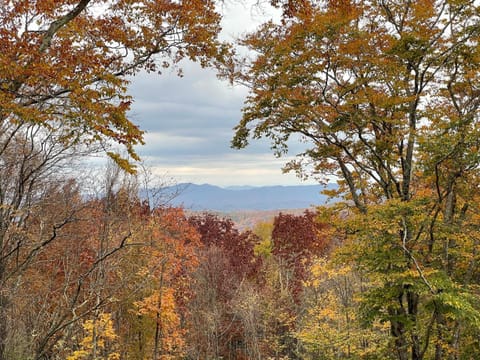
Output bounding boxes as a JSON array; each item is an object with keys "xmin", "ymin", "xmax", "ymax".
[{"xmin": 160, "ymin": 183, "xmax": 335, "ymax": 211}]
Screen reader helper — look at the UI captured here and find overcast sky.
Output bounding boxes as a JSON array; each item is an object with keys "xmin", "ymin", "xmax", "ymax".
[{"xmin": 128, "ymin": 2, "xmax": 316, "ymax": 187}]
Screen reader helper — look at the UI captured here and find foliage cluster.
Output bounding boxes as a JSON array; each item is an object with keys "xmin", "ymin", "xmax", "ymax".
[{"xmin": 228, "ymin": 0, "xmax": 480, "ymax": 359}]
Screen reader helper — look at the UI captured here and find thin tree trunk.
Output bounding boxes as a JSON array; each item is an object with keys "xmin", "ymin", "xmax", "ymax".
[
  {"xmin": 0, "ymin": 227, "xmax": 7, "ymax": 360},
  {"xmin": 0, "ymin": 285, "xmax": 7, "ymax": 360},
  {"xmin": 407, "ymin": 291, "xmax": 421, "ymax": 360},
  {"xmin": 389, "ymin": 304, "xmax": 409, "ymax": 360},
  {"xmin": 153, "ymin": 261, "xmax": 166, "ymax": 360}
]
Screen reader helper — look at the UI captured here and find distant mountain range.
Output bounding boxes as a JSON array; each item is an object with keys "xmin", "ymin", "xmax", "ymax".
[{"xmin": 157, "ymin": 183, "xmax": 336, "ymax": 211}]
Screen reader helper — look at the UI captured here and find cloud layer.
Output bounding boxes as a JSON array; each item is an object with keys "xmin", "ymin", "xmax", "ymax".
[{"xmin": 127, "ymin": 3, "xmax": 315, "ymax": 186}]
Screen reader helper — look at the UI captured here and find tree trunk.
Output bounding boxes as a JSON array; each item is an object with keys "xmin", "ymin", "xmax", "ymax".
[
  {"xmin": 153, "ymin": 261, "xmax": 166, "ymax": 360},
  {"xmin": 390, "ymin": 305, "xmax": 409, "ymax": 360},
  {"xmin": 407, "ymin": 291, "xmax": 421, "ymax": 360},
  {"xmin": 0, "ymin": 228, "xmax": 7, "ymax": 360},
  {"xmin": 389, "ymin": 287, "xmax": 422, "ymax": 360},
  {"xmin": 0, "ymin": 288, "xmax": 7, "ymax": 360}
]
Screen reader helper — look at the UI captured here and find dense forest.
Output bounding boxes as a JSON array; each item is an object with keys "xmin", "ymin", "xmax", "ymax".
[{"xmin": 1, "ymin": 0, "xmax": 480, "ymax": 359}]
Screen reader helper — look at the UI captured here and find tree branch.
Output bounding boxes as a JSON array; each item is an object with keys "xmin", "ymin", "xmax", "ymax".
[{"xmin": 39, "ymin": 0, "xmax": 92, "ymax": 53}]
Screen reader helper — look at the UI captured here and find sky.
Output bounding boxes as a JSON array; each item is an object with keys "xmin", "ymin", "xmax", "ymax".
[{"xmin": 127, "ymin": 2, "xmax": 318, "ymax": 187}]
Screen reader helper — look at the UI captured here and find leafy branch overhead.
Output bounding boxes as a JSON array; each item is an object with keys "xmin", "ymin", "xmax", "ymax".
[
  {"xmin": 0, "ymin": 0, "xmax": 226, "ymax": 172},
  {"xmin": 232, "ymin": 0, "xmax": 480, "ymax": 204}
]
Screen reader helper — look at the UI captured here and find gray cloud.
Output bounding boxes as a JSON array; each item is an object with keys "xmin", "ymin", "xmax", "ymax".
[{"xmin": 125, "ymin": 3, "xmax": 314, "ymax": 186}]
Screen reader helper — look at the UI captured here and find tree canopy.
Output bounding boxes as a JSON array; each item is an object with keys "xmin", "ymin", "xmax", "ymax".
[
  {"xmin": 0, "ymin": 2, "xmax": 226, "ymax": 359},
  {"xmin": 230, "ymin": 0, "xmax": 480, "ymax": 358},
  {"xmin": 0, "ymin": 0, "xmax": 225, "ymax": 171}
]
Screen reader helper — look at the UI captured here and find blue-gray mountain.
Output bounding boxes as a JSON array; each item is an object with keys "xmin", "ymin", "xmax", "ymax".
[{"xmin": 160, "ymin": 183, "xmax": 336, "ymax": 211}]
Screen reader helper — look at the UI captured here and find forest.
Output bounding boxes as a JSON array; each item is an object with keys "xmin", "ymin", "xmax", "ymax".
[{"xmin": 1, "ymin": 0, "xmax": 480, "ymax": 359}]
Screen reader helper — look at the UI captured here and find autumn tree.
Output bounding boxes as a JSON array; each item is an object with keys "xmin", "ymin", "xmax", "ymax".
[
  {"xmin": 188, "ymin": 213, "xmax": 262, "ymax": 280},
  {"xmin": 229, "ymin": 1, "xmax": 480, "ymax": 359},
  {"xmin": 66, "ymin": 312, "xmax": 120, "ymax": 360},
  {"xmin": 115, "ymin": 206, "xmax": 201, "ymax": 360},
  {"xmin": 0, "ymin": 0, "xmax": 225, "ymax": 167},
  {"xmin": 3, "ymin": 165, "xmax": 203, "ymax": 359},
  {"xmin": 245, "ymin": 212, "xmax": 332, "ymax": 359},
  {"xmin": 7, "ymin": 166, "xmax": 149, "ymax": 360},
  {"xmin": 186, "ymin": 213, "xmax": 262, "ymax": 359},
  {"xmin": 0, "ymin": 2, "xmax": 226, "ymax": 359},
  {"xmin": 296, "ymin": 258, "xmax": 390, "ymax": 359},
  {"xmin": 272, "ymin": 210, "xmax": 331, "ymax": 297}
]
